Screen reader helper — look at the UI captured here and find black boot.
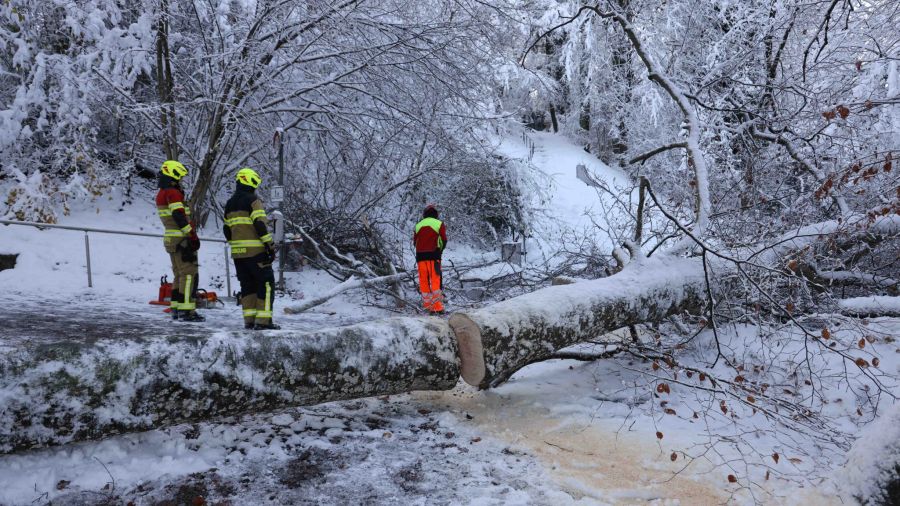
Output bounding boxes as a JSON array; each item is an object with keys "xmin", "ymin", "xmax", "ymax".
[
  {"xmin": 244, "ymin": 322, "xmax": 256, "ymax": 329},
  {"xmin": 254, "ymin": 322, "xmax": 281, "ymax": 330},
  {"xmin": 171, "ymin": 309, "xmax": 180, "ymax": 320},
  {"xmin": 180, "ymin": 311, "xmax": 205, "ymax": 322}
]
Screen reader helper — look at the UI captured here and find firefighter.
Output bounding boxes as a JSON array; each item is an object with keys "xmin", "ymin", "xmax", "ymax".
[
  {"xmin": 413, "ymin": 204, "xmax": 448, "ymax": 314},
  {"xmin": 224, "ymin": 168, "xmax": 280, "ymax": 330},
  {"xmin": 156, "ymin": 160, "xmax": 204, "ymax": 322}
]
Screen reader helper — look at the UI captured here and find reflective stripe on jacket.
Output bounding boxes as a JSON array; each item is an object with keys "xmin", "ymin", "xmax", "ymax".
[
  {"xmin": 156, "ymin": 187, "xmax": 192, "ymax": 250},
  {"xmin": 224, "ymin": 186, "xmax": 272, "ymax": 259}
]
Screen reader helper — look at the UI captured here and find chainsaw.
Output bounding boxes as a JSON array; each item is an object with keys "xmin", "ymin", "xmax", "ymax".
[{"xmin": 150, "ymin": 276, "xmax": 224, "ymax": 309}]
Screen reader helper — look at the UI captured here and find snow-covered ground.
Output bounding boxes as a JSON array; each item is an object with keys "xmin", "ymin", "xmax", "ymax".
[{"xmin": 1, "ymin": 131, "xmax": 898, "ymax": 505}]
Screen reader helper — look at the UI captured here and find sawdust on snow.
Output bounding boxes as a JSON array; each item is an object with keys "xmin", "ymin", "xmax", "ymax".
[{"xmin": 415, "ymin": 386, "xmax": 727, "ymax": 505}]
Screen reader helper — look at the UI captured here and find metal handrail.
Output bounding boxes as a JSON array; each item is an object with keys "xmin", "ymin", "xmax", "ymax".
[
  {"xmin": 0, "ymin": 218, "xmax": 231, "ymax": 293},
  {"xmin": 0, "ymin": 219, "xmax": 226, "ymax": 243}
]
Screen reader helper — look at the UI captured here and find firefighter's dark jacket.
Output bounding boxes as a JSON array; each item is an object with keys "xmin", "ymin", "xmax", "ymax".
[{"xmin": 223, "ymin": 183, "xmax": 272, "ymax": 258}]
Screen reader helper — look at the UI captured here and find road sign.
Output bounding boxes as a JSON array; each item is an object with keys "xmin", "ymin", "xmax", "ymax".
[{"xmin": 271, "ymin": 185, "xmax": 285, "ymax": 204}]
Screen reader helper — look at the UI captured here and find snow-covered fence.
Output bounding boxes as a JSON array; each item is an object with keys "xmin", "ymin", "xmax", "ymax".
[
  {"xmin": 521, "ymin": 131, "xmax": 536, "ymax": 162},
  {"xmin": 0, "ymin": 220, "xmax": 231, "ymax": 294}
]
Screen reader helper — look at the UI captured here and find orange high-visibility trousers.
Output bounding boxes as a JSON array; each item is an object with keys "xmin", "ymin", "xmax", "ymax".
[{"xmin": 417, "ymin": 260, "xmax": 444, "ymax": 312}]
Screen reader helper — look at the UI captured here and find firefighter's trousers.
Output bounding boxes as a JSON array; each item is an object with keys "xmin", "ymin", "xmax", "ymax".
[
  {"xmin": 234, "ymin": 253, "xmax": 276, "ymax": 326},
  {"xmin": 169, "ymin": 245, "xmax": 199, "ymax": 312},
  {"xmin": 417, "ymin": 259, "xmax": 444, "ymax": 312}
]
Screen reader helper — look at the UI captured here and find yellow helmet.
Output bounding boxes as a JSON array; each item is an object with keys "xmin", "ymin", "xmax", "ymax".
[
  {"xmin": 236, "ymin": 167, "xmax": 262, "ymax": 188},
  {"xmin": 160, "ymin": 160, "xmax": 188, "ymax": 181}
]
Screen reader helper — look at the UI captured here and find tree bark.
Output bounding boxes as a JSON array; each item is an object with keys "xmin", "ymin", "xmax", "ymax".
[
  {"xmin": 449, "ymin": 256, "xmax": 706, "ymax": 389},
  {"xmin": 0, "ymin": 317, "xmax": 457, "ymax": 453}
]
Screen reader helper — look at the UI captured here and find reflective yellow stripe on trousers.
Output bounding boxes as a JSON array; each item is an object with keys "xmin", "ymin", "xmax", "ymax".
[
  {"xmin": 257, "ymin": 282, "xmax": 273, "ymax": 318},
  {"xmin": 181, "ymin": 274, "xmax": 196, "ymax": 311}
]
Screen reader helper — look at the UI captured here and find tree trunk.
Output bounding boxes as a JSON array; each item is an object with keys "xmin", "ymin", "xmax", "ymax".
[
  {"xmin": 449, "ymin": 256, "xmax": 706, "ymax": 389},
  {"xmin": 155, "ymin": 0, "xmax": 177, "ymax": 160},
  {"xmin": 0, "ymin": 317, "xmax": 458, "ymax": 453},
  {"xmin": 0, "ymin": 257, "xmax": 707, "ymax": 453}
]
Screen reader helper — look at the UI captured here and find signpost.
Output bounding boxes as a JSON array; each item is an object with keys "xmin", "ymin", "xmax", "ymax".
[{"xmin": 274, "ymin": 129, "xmax": 287, "ymax": 290}]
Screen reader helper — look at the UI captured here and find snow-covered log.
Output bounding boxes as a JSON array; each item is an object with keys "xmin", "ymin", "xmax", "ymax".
[
  {"xmin": 0, "ymin": 257, "xmax": 710, "ymax": 453},
  {"xmin": 837, "ymin": 296, "xmax": 900, "ymax": 317},
  {"xmin": 449, "ymin": 256, "xmax": 707, "ymax": 389},
  {"xmin": 0, "ymin": 318, "xmax": 458, "ymax": 453},
  {"xmin": 840, "ymin": 402, "xmax": 900, "ymax": 505}
]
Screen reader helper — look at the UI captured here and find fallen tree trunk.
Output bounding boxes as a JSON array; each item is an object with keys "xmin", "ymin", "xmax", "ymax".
[
  {"xmin": 449, "ymin": 256, "xmax": 707, "ymax": 389},
  {"xmin": 0, "ymin": 317, "xmax": 457, "ymax": 453},
  {"xmin": 837, "ymin": 296, "xmax": 900, "ymax": 318},
  {"xmin": 0, "ymin": 256, "xmax": 708, "ymax": 453}
]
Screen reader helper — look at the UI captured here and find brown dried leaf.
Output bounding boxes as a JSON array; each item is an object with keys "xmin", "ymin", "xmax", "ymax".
[
  {"xmin": 727, "ymin": 474, "xmax": 737, "ymax": 483},
  {"xmin": 734, "ymin": 375, "xmax": 745, "ymax": 383},
  {"xmin": 720, "ymin": 400, "xmax": 728, "ymax": 415},
  {"xmin": 873, "ymin": 357, "xmax": 880, "ymax": 368},
  {"xmin": 699, "ymin": 373, "xmax": 706, "ymax": 382},
  {"xmin": 747, "ymin": 395, "xmax": 756, "ymax": 404},
  {"xmin": 656, "ymin": 431, "xmax": 664, "ymax": 440},
  {"xmin": 773, "ymin": 452, "xmax": 780, "ymax": 464},
  {"xmin": 671, "ymin": 452, "xmax": 678, "ymax": 462},
  {"xmin": 855, "ymin": 358, "xmax": 870, "ymax": 368},
  {"xmin": 652, "ymin": 361, "xmax": 660, "ymax": 371},
  {"xmin": 821, "ymin": 328, "xmax": 831, "ymax": 340},
  {"xmin": 788, "ymin": 457, "xmax": 802, "ymax": 464},
  {"xmin": 858, "ymin": 338, "xmax": 866, "ymax": 349},
  {"xmin": 664, "ymin": 408, "xmax": 677, "ymax": 416},
  {"xmin": 837, "ymin": 105, "xmax": 850, "ymax": 119}
]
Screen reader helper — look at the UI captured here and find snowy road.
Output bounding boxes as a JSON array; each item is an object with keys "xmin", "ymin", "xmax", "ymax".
[{"xmin": 1, "ymin": 295, "xmax": 372, "ymax": 348}]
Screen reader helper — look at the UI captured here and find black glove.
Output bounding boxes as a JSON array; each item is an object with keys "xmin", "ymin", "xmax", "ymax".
[
  {"xmin": 189, "ymin": 231, "xmax": 201, "ymax": 251},
  {"xmin": 265, "ymin": 244, "xmax": 276, "ymax": 263}
]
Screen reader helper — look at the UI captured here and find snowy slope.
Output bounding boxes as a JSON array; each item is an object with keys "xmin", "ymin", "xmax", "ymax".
[
  {"xmin": 499, "ymin": 129, "xmax": 626, "ymax": 235},
  {"xmin": 456, "ymin": 127, "xmax": 628, "ymax": 282}
]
